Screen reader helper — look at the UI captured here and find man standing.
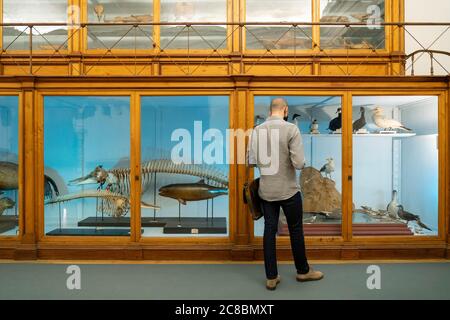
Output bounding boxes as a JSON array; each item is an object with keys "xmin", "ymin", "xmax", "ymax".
[{"xmin": 248, "ymin": 97, "xmax": 324, "ymax": 290}]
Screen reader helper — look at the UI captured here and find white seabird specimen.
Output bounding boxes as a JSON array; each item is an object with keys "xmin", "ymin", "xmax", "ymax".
[
  {"xmin": 372, "ymin": 107, "xmax": 412, "ymax": 132},
  {"xmin": 387, "ymin": 190, "xmax": 400, "ymax": 219},
  {"xmin": 319, "ymin": 158, "xmax": 335, "ymax": 179}
]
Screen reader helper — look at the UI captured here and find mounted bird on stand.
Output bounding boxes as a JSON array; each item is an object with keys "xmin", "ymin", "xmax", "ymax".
[{"xmin": 328, "ymin": 108, "xmax": 342, "ymax": 133}]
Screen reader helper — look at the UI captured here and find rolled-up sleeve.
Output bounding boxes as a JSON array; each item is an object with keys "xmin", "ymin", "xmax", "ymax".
[{"xmin": 289, "ymin": 126, "xmax": 306, "ymax": 170}]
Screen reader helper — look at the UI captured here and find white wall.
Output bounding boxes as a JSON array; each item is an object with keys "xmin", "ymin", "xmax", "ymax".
[{"xmin": 405, "ymin": 0, "xmax": 450, "ymax": 75}]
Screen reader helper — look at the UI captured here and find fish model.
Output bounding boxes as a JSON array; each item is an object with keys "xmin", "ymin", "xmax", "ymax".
[
  {"xmin": 159, "ymin": 179, "xmax": 228, "ymax": 205},
  {"xmin": 372, "ymin": 107, "xmax": 412, "ymax": 132},
  {"xmin": 0, "ymin": 161, "xmax": 59, "ymax": 198},
  {"xmin": 327, "ymin": 108, "xmax": 342, "ymax": 132},
  {"xmin": 352, "ymin": 107, "xmax": 367, "ymax": 133},
  {"xmin": 386, "ymin": 190, "xmax": 399, "ymax": 219},
  {"xmin": 0, "ymin": 197, "xmax": 15, "ymax": 216},
  {"xmin": 397, "ymin": 205, "xmax": 432, "ymax": 231}
]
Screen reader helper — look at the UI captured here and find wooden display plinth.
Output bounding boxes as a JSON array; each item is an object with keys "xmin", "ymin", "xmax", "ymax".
[
  {"xmin": 278, "ymin": 223, "xmax": 414, "ymax": 236},
  {"xmin": 46, "ymin": 228, "xmax": 142, "ymax": 236}
]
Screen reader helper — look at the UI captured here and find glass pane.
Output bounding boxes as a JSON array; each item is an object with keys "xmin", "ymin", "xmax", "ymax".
[
  {"xmin": 87, "ymin": 0, "xmax": 153, "ymax": 50},
  {"xmin": 0, "ymin": 96, "xmax": 19, "ymax": 236},
  {"xmin": 44, "ymin": 96, "xmax": 131, "ymax": 236},
  {"xmin": 3, "ymin": 0, "xmax": 68, "ymax": 51},
  {"xmin": 320, "ymin": 0, "xmax": 385, "ymax": 49},
  {"xmin": 254, "ymin": 96, "xmax": 342, "ymax": 237},
  {"xmin": 352, "ymin": 96, "xmax": 438, "ymax": 236},
  {"xmin": 141, "ymin": 96, "xmax": 229, "ymax": 237},
  {"xmin": 246, "ymin": 0, "xmax": 312, "ymax": 50},
  {"xmin": 160, "ymin": 0, "xmax": 227, "ymax": 49}
]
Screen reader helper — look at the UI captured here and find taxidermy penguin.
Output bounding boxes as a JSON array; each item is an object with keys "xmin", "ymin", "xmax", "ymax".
[{"xmin": 328, "ymin": 108, "xmax": 342, "ymax": 132}]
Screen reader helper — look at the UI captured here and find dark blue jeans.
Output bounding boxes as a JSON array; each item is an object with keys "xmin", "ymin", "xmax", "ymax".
[{"xmin": 261, "ymin": 191, "xmax": 310, "ymax": 279}]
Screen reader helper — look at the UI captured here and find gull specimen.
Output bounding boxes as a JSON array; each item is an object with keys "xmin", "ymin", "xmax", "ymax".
[
  {"xmin": 386, "ymin": 190, "xmax": 399, "ymax": 219},
  {"xmin": 320, "ymin": 158, "xmax": 335, "ymax": 179},
  {"xmin": 372, "ymin": 107, "xmax": 412, "ymax": 132}
]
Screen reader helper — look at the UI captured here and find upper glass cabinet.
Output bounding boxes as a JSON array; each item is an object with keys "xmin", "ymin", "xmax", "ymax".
[
  {"xmin": 0, "ymin": 96, "xmax": 19, "ymax": 236},
  {"xmin": 160, "ymin": 0, "xmax": 228, "ymax": 50},
  {"xmin": 246, "ymin": 0, "xmax": 312, "ymax": 50},
  {"xmin": 2, "ymin": 0, "xmax": 68, "ymax": 51},
  {"xmin": 87, "ymin": 0, "xmax": 154, "ymax": 50},
  {"xmin": 320, "ymin": 0, "xmax": 385, "ymax": 49}
]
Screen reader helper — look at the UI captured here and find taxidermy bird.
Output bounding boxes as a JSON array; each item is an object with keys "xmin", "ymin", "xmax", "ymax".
[
  {"xmin": 386, "ymin": 190, "xmax": 399, "ymax": 219},
  {"xmin": 372, "ymin": 107, "xmax": 412, "ymax": 132},
  {"xmin": 352, "ymin": 107, "xmax": 366, "ymax": 132},
  {"xmin": 310, "ymin": 119, "xmax": 319, "ymax": 134},
  {"xmin": 94, "ymin": 4, "xmax": 105, "ymax": 22},
  {"xmin": 320, "ymin": 158, "xmax": 335, "ymax": 179},
  {"xmin": 292, "ymin": 113, "xmax": 301, "ymax": 126},
  {"xmin": 255, "ymin": 115, "xmax": 265, "ymax": 126},
  {"xmin": 397, "ymin": 205, "xmax": 432, "ymax": 231},
  {"xmin": 328, "ymin": 108, "xmax": 342, "ymax": 132}
]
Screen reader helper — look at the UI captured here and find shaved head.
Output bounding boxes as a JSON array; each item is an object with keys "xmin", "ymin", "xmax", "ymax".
[
  {"xmin": 269, "ymin": 97, "xmax": 289, "ymax": 119},
  {"xmin": 270, "ymin": 97, "xmax": 288, "ymax": 112}
]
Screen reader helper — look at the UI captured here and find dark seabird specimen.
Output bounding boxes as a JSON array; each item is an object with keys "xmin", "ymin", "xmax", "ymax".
[
  {"xmin": 352, "ymin": 107, "xmax": 366, "ymax": 132},
  {"xmin": 397, "ymin": 205, "xmax": 432, "ymax": 231},
  {"xmin": 292, "ymin": 113, "xmax": 301, "ymax": 121},
  {"xmin": 327, "ymin": 108, "xmax": 342, "ymax": 132}
]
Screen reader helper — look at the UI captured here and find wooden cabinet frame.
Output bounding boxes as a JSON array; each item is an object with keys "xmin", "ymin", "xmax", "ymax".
[
  {"xmin": 0, "ymin": 75, "xmax": 448, "ymax": 261},
  {"xmin": 0, "ymin": 0, "xmax": 406, "ymax": 76}
]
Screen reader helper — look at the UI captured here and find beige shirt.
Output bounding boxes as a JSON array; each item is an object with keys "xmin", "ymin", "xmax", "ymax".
[{"xmin": 248, "ymin": 115, "xmax": 306, "ymax": 201}]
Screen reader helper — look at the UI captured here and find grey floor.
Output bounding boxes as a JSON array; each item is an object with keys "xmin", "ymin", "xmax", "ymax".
[{"xmin": 0, "ymin": 262, "xmax": 449, "ymax": 300}]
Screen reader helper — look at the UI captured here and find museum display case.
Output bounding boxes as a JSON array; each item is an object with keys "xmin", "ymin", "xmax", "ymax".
[
  {"xmin": 253, "ymin": 96, "xmax": 342, "ymax": 237},
  {"xmin": 2, "ymin": 0, "xmax": 68, "ymax": 51},
  {"xmin": 43, "ymin": 96, "xmax": 131, "ymax": 236},
  {"xmin": 0, "ymin": 0, "xmax": 449, "ymax": 261},
  {"xmin": 0, "ymin": 95, "xmax": 19, "ymax": 236},
  {"xmin": 351, "ymin": 95, "xmax": 438, "ymax": 237},
  {"xmin": 140, "ymin": 95, "xmax": 229, "ymax": 236}
]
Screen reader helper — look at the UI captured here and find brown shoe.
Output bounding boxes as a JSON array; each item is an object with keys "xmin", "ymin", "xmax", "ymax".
[
  {"xmin": 296, "ymin": 269, "xmax": 324, "ymax": 282},
  {"xmin": 266, "ymin": 275, "xmax": 281, "ymax": 290}
]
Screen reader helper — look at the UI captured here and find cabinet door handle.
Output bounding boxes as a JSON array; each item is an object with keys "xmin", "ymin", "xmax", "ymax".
[{"xmin": 348, "ymin": 175, "xmax": 352, "ymax": 181}]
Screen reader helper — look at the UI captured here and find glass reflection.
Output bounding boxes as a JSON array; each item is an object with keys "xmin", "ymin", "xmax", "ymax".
[
  {"xmin": 352, "ymin": 96, "xmax": 438, "ymax": 236},
  {"xmin": 253, "ymin": 96, "xmax": 342, "ymax": 237},
  {"xmin": 0, "ymin": 96, "xmax": 19, "ymax": 236},
  {"xmin": 320, "ymin": 0, "xmax": 385, "ymax": 49},
  {"xmin": 246, "ymin": 0, "xmax": 312, "ymax": 50},
  {"xmin": 87, "ymin": 0, "xmax": 153, "ymax": 50},
  {"xmin": 160, "ymin": 0, "xmax": 227, "ymax": 49},
  {"xmin": 2, "ymin": 0, "xmax": 68, "ymax": 51}
]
